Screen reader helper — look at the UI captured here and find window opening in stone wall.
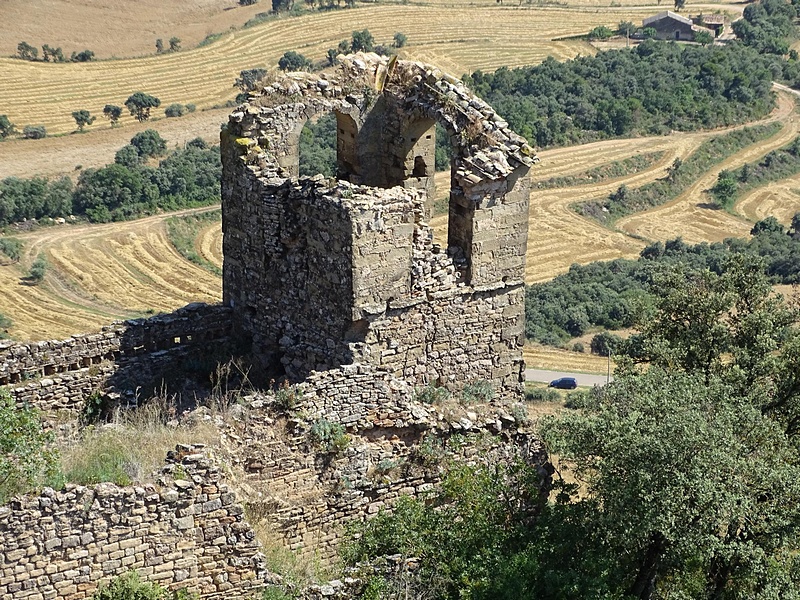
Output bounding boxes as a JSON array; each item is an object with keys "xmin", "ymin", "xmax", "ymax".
[
  {"xmin": 298, "ymin": 112, "xmax": 337, "ymax": 178},
  {"xmin": 335, "ymin": 112, "xmax": 359, "ymax": 181},
  {"xmin": 412, "ymin": 155, "xmax": 428, "ymax": 177}
]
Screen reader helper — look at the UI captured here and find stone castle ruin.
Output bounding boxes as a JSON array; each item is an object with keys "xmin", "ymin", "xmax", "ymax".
[
  {"xmin": 0, "ymin": 54, "xmax": 542, "ymax": 599},
  {"xmin": 222, "ymin": 53, "xmax": 537, "ymax": 397}
]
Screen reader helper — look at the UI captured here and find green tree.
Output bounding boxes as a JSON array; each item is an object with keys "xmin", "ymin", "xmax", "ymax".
[
  {"xmin": 102, "ymin": 104, "xmax": 122, "ymax": 127},
  {"xmin": 71, "ymin": 109, "xmax": 95, "ymax": 131},
  {"xmin": 0, "ymin": 115, "xmax": 15, "ymax": 139},
  {"xmin": 155, "ymin": 38, "xmax": 164, "ymax": 54},
  {"xmin": 694, "ymin": 30, "xmax": 713, "ymax": 45},
  {"xmin": 590, "ymin": 330, "xmax": 622, "ymax": 355},
  {"xmin": 674, "ymin": 0, "xmax": 686, "ymax": 10},
  {"xmin": 351, "ymin": 29, "xmax": 374, "ymax": 52},
  {"xmin": 234, "ymin": 68, "xmax": 268, "ymax": 99},
  {"xmin": 125, "ymin": 92, "xmax": 161, "ymax": 122},
  {"xmin": 710, "ymin": 170, "xmax": 738, "ymax": 208},
  {"xmin": 130, "ymin": 129, "xmax": 167, "ymax": 158},
  {"xmin": 0, "ymin": 390, "xmax": 60, "ymax": 503},
  {"xmin": 393, "ymin": 32, "xmax": 407, "ymax": 48},
  {"xmin": 278, "ymin": 50, "xmax": 311, "ymax": 71},
  {"xmin": 169, "ymin": 37, "xmax": 181, "ymax": 52},
  {"xmin": 542, "ymin": 367, "xmax": 800, "ymax": 599},
  {"xmin": 617, "ymin": 21, "xmax": 635, "ymax": 36},
  {"xmin": 16, "ymin": 41, "xmax": 37, "ymax": 60},
  {"xmin": 41, "ymin": 44, "xmax": 64, "ymax": 62}
]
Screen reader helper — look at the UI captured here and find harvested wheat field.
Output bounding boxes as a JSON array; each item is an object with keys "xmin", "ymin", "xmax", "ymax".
[
  {"xmin": 0, "ymin": 5, "xmax": 653, "ymax": 135},
  {"xmin": 616, "ymin": 92, "xmax": 800, "ymax": 244},
  {"xmin": 0, "ymin": 208, "xmax": 221, "ymax": 340},
  {"xmin": 736, "ymin": 176, "xmax": 800, "ymax": 225},
  {"xmin": 196, "ymin": 221, "xmax": 224, "ymax": 269},
  {"xmin": 523, "ymin": 344, "xmax": 615, "ymax": 374}
]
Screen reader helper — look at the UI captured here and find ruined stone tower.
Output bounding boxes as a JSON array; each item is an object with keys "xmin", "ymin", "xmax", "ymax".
[{"xmin": 221, "ymin": 54, "xmax": 537, "ymax": 399}]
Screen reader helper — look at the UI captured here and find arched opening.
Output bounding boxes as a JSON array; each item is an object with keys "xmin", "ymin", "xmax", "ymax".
[{"xmin": 298, "ymin": 112, "xmax": 337, "ymax": 178}]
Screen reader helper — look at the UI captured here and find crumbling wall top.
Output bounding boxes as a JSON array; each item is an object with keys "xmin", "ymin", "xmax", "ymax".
[{"xmin": 225, "ymin": 53, "xmax": 538, "ymax": 188}]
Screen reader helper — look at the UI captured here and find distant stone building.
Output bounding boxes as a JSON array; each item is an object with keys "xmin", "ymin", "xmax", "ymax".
[
  {"xmin": 643, "ymin": 11, "xmax": 715, "ymax": 41},
  {"xmin": 693, "ymin": 13, "xmax": 726, "ymax": 37}
]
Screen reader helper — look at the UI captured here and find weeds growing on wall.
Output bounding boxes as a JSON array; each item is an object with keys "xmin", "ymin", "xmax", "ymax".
[
  {"xmin": 309, "ymin": 418, "xmax": 350, "ymax": 454},
  {"xmin": 0, "ymin": 390, "xmax": 61, "ymax": 503}
]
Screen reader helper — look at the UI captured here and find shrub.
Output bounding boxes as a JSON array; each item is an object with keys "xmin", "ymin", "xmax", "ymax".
[
  {"xmin": 0, "ymin": 390, "xmax": 61, "ymax": 503},
  {"xmin": 572, "ymin": 341, "xmax": 585, "ymax": 353},
  {"xmin": 27, "ymin": 253, "xmax": 47, "ymax": 283},
  {"xmin": 393, "ymin": 32, "xmax": 407, "ymax": 48},
  {"xmin": 71, "ymin": 49, "xmax": 95, "ymax": 62},
  {"xmin": 164, "ymin": 103, "xmax": 188, "ymax": 118},
  {"xmin": 461, "ymin": 380, "xmax": 494, "ymax": 404},
  {"xmin": 0, "ymin": 238, "xmax": 22, "ymax": 261},
  {"xmin": 185, "ymin": 103, "xmax": 196, "ymax": 113},
  {"xmin": 588, "ymin": 25, "xmax": 614, "ymax": 40},
  {"xmin": 525, "ymin": 386, "xmax": 561, "ymax": 403},
  {"xmin": 22, "ymin": 125, "xmax": 46, "ymax": 139},
  {"xmin": 414, "ymin": 384, "xmax": 450, "ymax": 404},
  {"xmin": 91, "ymin": 570, "xmax": 196, "ymax": 600},
  {"xmin": 273, "ymin": 380, "xmax": 301, "ymax": 411},
  {"xmin": 309, "ymin": 419, "xmax": 350, "ymax": 454}
]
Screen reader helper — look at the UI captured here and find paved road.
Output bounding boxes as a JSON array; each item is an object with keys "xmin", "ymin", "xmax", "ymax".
[{"xmin": 525, "ymin": 368, "xmax": 611, "ymax": 388}]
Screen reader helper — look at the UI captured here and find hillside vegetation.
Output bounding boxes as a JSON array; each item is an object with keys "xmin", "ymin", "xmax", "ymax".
[
  {"xmin": 524, "ymin": 219, "xmax": 800, "ymax": 346},
  {"xmin": 464, "ymin": 41, "xmax": 778, "ymax": 148}
]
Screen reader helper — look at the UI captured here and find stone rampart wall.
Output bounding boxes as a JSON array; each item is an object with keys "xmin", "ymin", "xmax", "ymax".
[
  {"xmin": 223, "ymin": 363, "xmax": 547, "ymax": 560},
  {"xmin": 0, "ymin": 446, "xmax": 269, "ymax": 600},
  {"xmin": 0, "ymin": 304, "xmax": 232, "ymax": 415}
]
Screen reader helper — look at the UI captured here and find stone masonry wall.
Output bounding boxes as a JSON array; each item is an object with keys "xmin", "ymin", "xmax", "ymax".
[
  {"xmin": 0, "ymin": 446, "xmax": 270, "ymax": 600},
  {"xmin": 0, "ymin": 304, "xmax": 232, "ymax": 416},
  {"xmin": 219, "ymin": 363, "xmax": 549, "ymax": 560}
]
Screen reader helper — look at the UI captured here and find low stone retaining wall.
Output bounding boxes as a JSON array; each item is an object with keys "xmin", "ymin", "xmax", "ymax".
[{"xmin": 0, "ymin": 445, "xmax": 270, "ymax": 600}]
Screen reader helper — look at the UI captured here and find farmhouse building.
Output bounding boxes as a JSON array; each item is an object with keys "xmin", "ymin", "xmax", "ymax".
[{"xmin": 642, "ymin": 11, "xmax": 715, "ymax": 41}]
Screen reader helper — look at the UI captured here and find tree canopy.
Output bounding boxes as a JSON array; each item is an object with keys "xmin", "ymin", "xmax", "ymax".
[
  {"xmin": 124, "ymin": 92, "xmax": 161, "ymax": 122},
  {"xmin": 464, "ymin": 42, "xmax": 776, "ymax": 148},
  {"xmin": 344, "ymin": 256, "xmax": 800, "ymax": 599}
]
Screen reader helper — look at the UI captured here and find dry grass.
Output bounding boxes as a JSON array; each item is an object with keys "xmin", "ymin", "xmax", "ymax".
[{"xmin": 59, "ymin": 395, "xmax": 220, "ymax": 486}]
